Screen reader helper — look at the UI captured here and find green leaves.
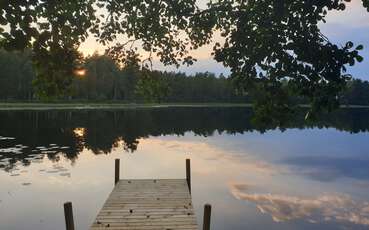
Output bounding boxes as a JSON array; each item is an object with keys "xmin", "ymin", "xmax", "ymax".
[
  {"xmin": 1, "ymin": 0, "xmax": 95, "ymax": 99},
  {"xmin": 1, "ymin": 0, "xmax": 368, "ymax": 115},
  {"xmin": 356, "ymin": 55, "xmax": 364, "ymax": 63},
  {"xmin": 32, "ymin": 46, "xmax": 84, "ymax": 100},
  {"xmin": 363, "ymin": 0, "xmax": 369, "ymax": 11},
  {"xmin": 208, "ymin": 0, "xmax": 366, "ymax": 115},
  {"xmin": 135, "ymin": 69, "xmax": 170, "ymax": 103},
  {"xmin": 346, "ymin": 41, "xmax": 354, "ymax": 49},
  {"xmin": 356, "ymin": 44, "xmax": 364, "ymax": 50}
]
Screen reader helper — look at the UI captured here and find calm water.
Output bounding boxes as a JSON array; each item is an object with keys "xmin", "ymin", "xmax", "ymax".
[{"xmin": 1, "ymin": 107, "xmax": 369, "ymax": 230}]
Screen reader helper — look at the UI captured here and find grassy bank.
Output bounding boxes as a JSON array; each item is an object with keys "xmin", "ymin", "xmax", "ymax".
[{"xmin": 0, "ymin": 102, "xmax": 253, "ymax": 111}]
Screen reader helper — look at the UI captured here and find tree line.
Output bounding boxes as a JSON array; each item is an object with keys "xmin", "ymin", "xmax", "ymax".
[
  {"xmin": 0, "ymin": 49, "xmax": 369, "ymax": 105},
  {"xmin": 0, "ymin": 50, "xmax": 248, "ymax": 103}
]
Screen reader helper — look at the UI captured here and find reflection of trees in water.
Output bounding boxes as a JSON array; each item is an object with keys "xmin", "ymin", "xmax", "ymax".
[{"xmin": 0, "ymin": 107, "xmax": 369, "ymax": 170}]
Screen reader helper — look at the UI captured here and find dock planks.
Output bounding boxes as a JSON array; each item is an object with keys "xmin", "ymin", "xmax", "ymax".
[{"xmin": 90, "ymin": 179, "xmax": 198, "ymax": 230}]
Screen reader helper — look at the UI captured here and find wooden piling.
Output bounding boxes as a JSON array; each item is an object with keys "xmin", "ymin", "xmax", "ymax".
[
  {"xmin": 186, "ymin": 158, "xmax": 191, "ymax": 193},
  {"xmin": 114, "ymin": 158, "xmax": 120, "ymax": 185},
  {"xmin": 64, "ymin": 202, "xmax": 75, "ymax": 230},
  {"xmin": 203, "ymin": 204, "xmax": 212, "ymax": 230}
]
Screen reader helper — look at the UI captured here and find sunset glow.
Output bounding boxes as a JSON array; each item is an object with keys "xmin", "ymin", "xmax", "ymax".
[{"xmin": 74, "ymin": 69, "xmax": 87, "ymax": 77}]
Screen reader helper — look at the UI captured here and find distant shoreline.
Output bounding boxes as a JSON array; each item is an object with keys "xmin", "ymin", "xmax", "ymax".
[
  {"xmin": 0, "ymin": 102, "xmax": 368, "ymax": 111},
  {"xmin": 0, "ymin": 102, "xmax": 253, "ymax": 111}
]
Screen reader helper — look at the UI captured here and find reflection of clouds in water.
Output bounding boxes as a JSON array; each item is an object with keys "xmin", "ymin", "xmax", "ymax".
[
  {"xmin": 167, "ymin": 144, "xmax": 180, "ymax": 149},
  {"xmin": 284, "ymin": 156, "xmax": 369, "ymax": 182},
  {"xmin": 230, "ymin": 183, "xmax": 369, "ymax": 226},
  {"xmin": 354, "ymin": 181, "xmax": 369, "ymax": 188},
  {"xmin": 141, "ymin": 138, "xmax": 281, "ymax": 175},
  {"xmin": 3, "ymin": 162, "xmax": 72, "ymax": 186},
  {"xmin": 60, "ymin": 173, "xmax": 71, "ymax": 177}
]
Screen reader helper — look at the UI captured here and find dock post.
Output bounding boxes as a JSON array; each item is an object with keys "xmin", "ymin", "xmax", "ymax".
[
  {"xmin": 115, "ymin": 159, "xmax": 120, "ymax": 185},
  {"xmin": 64, "ymin": 202, "xmax": 75, "ymax": 230},
  {"xmin": 203, "ymin": 204, "xmax": 212, "ymax": 230},
  {"xmin": 186, "ymin": 159, "xmax": 191, "ymax": 193}
]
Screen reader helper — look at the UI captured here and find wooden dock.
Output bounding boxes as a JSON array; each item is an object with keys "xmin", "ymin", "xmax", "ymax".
[
  {"xmin": 63, "ymin": 159, "xmax": 211, "ymax": 230},
  {"xmin": 90, "ymin": 179, "xmax": 197, "ymax": 230}
]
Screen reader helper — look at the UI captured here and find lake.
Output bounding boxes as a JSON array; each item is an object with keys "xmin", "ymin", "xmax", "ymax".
[{"xmin": 1, "ymin": 107, "xmax": 369, "ymax": 230}]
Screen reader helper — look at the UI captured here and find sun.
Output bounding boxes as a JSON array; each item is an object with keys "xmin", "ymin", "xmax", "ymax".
[{"xmin": 74, "ymin": 69, "xmax": 87, "ymax": 77}]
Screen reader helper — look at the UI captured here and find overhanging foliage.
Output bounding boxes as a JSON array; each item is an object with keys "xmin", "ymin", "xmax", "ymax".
[{"xmin": 1, "ymin": 0, "xmax": 369, "ymax": 115}]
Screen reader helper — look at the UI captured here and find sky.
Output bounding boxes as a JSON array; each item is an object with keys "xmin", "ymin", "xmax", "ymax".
[{"xmin": 79, "ymin": 0, "xmax": 369, "ymax": 80}]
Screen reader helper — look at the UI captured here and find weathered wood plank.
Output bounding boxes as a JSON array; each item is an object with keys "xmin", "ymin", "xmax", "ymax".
[{"xmin": 90, "ymin": 179, "xmax": 198, "ymax": 230}]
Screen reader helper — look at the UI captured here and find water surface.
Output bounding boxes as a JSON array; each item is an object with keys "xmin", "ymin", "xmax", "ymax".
[{"xmin": 1, "ymin": 107, "xmax": 369, "ymax": 230}]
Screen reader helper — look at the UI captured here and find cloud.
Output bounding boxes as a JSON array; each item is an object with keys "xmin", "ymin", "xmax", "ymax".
[{"xmin": 230, "ymin": 183, "xmax": 369, "ymax": 226}]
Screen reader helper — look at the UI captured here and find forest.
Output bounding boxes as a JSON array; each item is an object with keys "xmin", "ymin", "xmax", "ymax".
[
  {"xmin": 0, "ymin": 49, "xmax": 248, "ymax": 103},
  {"xmin": 0, "ymin": 49, "xmax": 368, "ymax": 105}
]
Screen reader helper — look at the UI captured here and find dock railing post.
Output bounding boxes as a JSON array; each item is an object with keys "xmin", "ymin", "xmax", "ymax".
[
  {"xmin": 115, "ymin": 158, "xmax": 120, "ymax": 185},
  {"xmin": 203, "ymin": 204, "xmax": 212, "ymax": 230},
  {"xmin": 186, "ymin": 158, "xmax": 191, "ymax": 194},
  {"xmin": 64, "ymin": 202, "xmax": 75, "ymax": 230}
]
